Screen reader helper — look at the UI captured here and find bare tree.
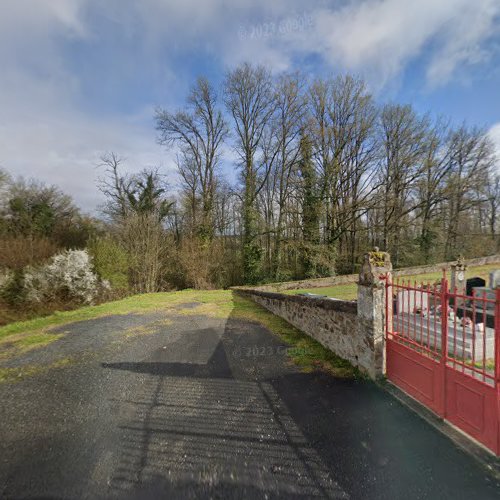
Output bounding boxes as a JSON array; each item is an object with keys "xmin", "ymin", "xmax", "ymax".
[
  {"xmin": 414, "ymin": 120, "xmax": 452, "ymax": 262},
  {"xmin": 443, "ymin": 125, "xmax": 496, "ymax": 259},
  {"xmin": 97, "ymin": 152, "xmax": 131, "ymax": 221},
  {"xmin": 376, "ymin": 104, "xmax": 429, "ymax": 265},
  {"xmin": 268, "ymin": 73, "xmax": 306, "ymax": 278},
  {"xmin": 307, "ymin": 76, "xmax": 379, "ymax": 271},
  {"xmin": 308, "ymin": 78, "xmax": 333, "ymax": 244},
  {"xmin": 328, "ymin": 76, "xmax": 379, "ymax": 270},
  {"xmin": 156, "ymin": 77, "xmax": 228, "ymax": 241},
  {"xmin": 224, "ymin": 63, "xmax": 275, "ymax": 283}
]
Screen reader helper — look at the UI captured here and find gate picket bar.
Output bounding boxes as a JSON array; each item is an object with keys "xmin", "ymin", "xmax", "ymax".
[{"xmin": 384, "ymin": 274, "xmax": 500, "ymax": 455}]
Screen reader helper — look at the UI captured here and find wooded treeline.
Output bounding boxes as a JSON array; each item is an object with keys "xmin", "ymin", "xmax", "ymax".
[
  {"xmin": 1, "ymin": 63, "xmax": 499, "ymax": 302},
  {"xmin": 153, "ymin": 64, "xmax": 499, "ymax": 286}
]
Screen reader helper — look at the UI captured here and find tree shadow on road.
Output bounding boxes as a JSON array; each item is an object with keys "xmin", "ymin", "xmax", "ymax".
[{"xmin": 101, "ymin": 313, "xmax": 348, "ymax": 499}]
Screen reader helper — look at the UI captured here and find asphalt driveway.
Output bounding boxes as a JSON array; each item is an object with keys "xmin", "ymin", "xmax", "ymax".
[{"xmin": 0, "ymin": 304, "xmax": 498, "ymax": 499}]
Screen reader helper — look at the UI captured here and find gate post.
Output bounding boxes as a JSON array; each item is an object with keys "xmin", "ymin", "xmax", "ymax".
[
  {"xmin": 450, "ymin": 255, "xmax": 467, "ymax": 309},
  {"xmin": 357, "ymin": 248, "xmax": 392, "ymax": 379}
]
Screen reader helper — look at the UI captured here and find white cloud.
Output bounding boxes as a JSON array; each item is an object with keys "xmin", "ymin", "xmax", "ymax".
[
  {"xmin": 0, "ymin": 99, "xmax": 171, "ymax": 213},
  {"xmin": 283, "ymin": 0, "xmax": 500, "ymax": 89},
  {"xmin": 0, "ymin": 0, "xmax": 499, "ymax": 212},
  {"xmin": 0, "ymin": 65, "xmax": 171, "ymax": 212},
  {"xmin": 425, "ymin": 0, "xmax": 500, "ymax": 85},
  {"xmin": 0, "ymin": 1, "xmax": 173, "ymax": 212}
]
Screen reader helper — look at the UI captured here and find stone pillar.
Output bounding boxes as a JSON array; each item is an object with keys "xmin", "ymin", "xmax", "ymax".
[
  {"xmin": 357, "ymin": 249, "xmax": 392, "ymax": 379},
  {"xmin": 450, "ymin": 255, "xmax": 467, "ymax": 308},
  {"xmin": 450, "ymin": 255, "xmax": 467, "ymax": 294}
]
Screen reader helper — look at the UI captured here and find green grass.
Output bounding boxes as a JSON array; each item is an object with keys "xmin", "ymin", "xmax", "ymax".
[
  {"xmin": 285, "ymin": 263, "xmax": 499, "ymax": 300},
  {"xmin": 0, "ymin": 289, "xmax": 360, "ymax": 379},
  {"xmin": 0, "ymin": 358, "xmax": 72, "ymax": 383}
]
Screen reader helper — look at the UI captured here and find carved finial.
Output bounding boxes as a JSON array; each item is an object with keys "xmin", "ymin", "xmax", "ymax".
[
  {"xmin": 359, "ymin": 249, "xmax": 392, "ymax": 287},
  {"xmin": 454, "ymin": 254, "xmax": 467, "ymax": 270}
]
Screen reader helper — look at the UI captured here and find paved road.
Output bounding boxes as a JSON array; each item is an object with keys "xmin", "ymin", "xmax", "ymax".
[{"xmin": 1, "ymin": 306, "xmax": 499, "ymax": 499}]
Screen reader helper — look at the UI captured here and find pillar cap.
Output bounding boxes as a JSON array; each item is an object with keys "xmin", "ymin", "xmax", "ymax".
[
  {"xmin": 359, "ymin": 249, "xmax": 392, "ymax": 287},
  {"xmin": 452, "ymin": 254, "xmax": 467, "ymax": 271}
]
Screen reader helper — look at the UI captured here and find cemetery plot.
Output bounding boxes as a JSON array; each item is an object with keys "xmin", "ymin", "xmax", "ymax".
[
  {"xmin": 286, "ymin": 263, "xmax": 500, "ymax": 301},
  {"xmin": 394, "ymin": 289, "xmax": 495, "ymax": 366},
  {"xmin": 385, "ymin": 274, "xmax": 499, "ymax": 455}
]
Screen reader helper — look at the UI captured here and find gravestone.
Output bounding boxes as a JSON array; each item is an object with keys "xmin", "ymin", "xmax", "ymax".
[
  {"xmin": 470, "ymin": 269, "xmax": 500, "ymax": 311},
  {"xmin": 450, "ymin": 255, "xmax": 467, "ymax": 294},
  {"xmin": 471, "ymin": 270, "xmax": 498, "ymax": 323},
  {"xmin": 489, "ymin": 270, "xmax": 500, "ymax": 289},
  {"xmin": 450, "ymin": 256, "xmax": 467, "ymax": 309},
  {"xmin": 466, "ymin": 277, "xmax": 485, "ymax": 297}
]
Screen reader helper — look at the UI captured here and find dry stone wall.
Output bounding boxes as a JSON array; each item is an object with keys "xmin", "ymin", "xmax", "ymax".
[{"xmin": 233, "ymin": 289, "xmax": 372, "ymax": 373}]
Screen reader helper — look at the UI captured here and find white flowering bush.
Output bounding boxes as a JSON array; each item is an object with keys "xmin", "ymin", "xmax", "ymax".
[{"xmin": 24, "ymin": 249, "xmax": 100, "ymax": 304}]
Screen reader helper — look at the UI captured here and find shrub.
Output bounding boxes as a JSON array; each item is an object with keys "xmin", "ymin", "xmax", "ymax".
[
  {"xmin": 0, "ymin": 269, "xmax": 27, "ymax": 305},
  {"xmin": 0, "ymin": 236, "xmax": 58, "ymax": 270},
  {"xmin": 88, "ymin": 237, "xmax": 129, "ymax": 292},
  {"xmin": 119, "ymin": 213, "xmax": 169, "ymax": 293},
  {"xmin": 171, "ymin": 237, "xmax": 243, "ymax": 290},
  {"xmin": 24, "ymin": 249, "xmax": 100, "ymax": 304}
]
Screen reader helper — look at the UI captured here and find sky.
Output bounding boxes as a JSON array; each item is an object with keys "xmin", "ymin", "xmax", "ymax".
[{"xmin": 0, "ymin": 0, "xmax": 499, "ymax": 213}]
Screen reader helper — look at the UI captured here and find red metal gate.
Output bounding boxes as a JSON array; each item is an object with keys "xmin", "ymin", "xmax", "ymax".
[{"xmin": 384, "ymin": 274, "xmax": 500, "ymax": 455}]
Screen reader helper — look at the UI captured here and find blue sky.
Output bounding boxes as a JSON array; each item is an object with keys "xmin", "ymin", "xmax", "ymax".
[{"xmin": 0, "ymin": 0, "xmax": 499, "ymax": 212}]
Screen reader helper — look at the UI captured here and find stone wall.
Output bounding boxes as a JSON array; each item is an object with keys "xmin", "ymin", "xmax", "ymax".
[
  {"xmin": 234, "ymin": 289, "xmax": 372, "ymax": 373},
  {"xmin": 235, "ymin": 252, "xmax": 496, "ymax": 379},
  {"xmin": 243, "ymin": 254, "xmax": 500, "ymax": 293},
  {"xmin": 240, "ymin": 274, "xmax": 358, "ymax": 293},
  {"xmin": 235, "ymin": 249, "xmax": 393, "ymax": 379}
]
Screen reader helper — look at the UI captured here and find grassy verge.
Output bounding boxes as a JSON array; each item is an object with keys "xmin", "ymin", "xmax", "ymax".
[
  {"xmin": 0, "ymin": 289, "xmax": 360, "ymax": 379},
  {"xmin": 285, "ymin": 263, "xmax": 499, "ymax": 300},
  {"xmin": 228, "ymin": 292, "xmax": 360, "ymax": 378}
]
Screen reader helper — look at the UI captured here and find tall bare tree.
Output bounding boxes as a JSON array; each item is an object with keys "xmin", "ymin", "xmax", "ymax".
[
  {"xmin": 156, "ymin": 77, "xmax": 228, "ymax": 241},
  {"xmin": 328, "ymin": 76, "xmax": 378, "ymax": 270},
  {"xmin": 376, "ymin": 104, "xmax": 429, "ymax": 265},
  {"xmin": 98, "ymin": 152, "xmax": 131, "ymax": 221},
  {"xmin": 443, "ymin": 125, "xmax": 495, "ymax": 259},
  {"xmin": 224, "ymin": 63, "xmax": 275, "ymax": 283},
  {"xmin": 414, "ymin": 121, "xmax": 452, "ymax": 262},
  {"xmin": 268, "ymin": 73, "xmax": 306, "ymax": 278}
]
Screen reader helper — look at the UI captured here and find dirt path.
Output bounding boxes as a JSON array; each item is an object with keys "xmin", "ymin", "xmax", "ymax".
[{"xmin": 0, "ymin": 302, "xmax": 498, "ymax": 499}]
